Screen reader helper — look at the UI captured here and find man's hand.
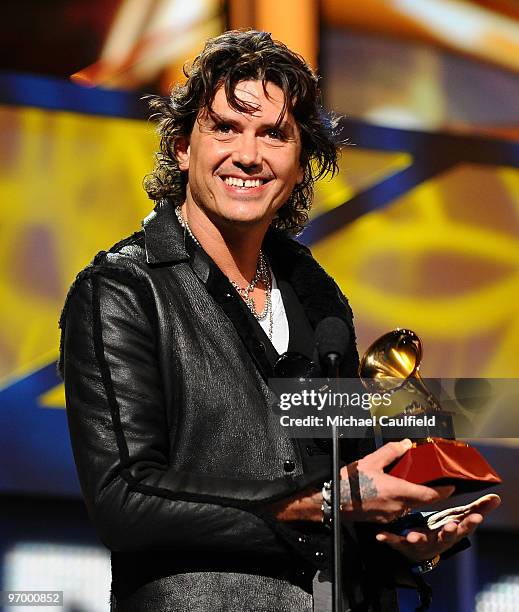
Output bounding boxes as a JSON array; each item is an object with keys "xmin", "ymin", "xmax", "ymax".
[
  {"xmin": 337, "ymin": 439, "xmax": 454, "ymax": 522},
  {"xmin": 374, "ymin": 493, "xmax": 501, "ymax": 562},
  {"xmin": 271, "ymin": 439, "xmax": 454, "ymax": 523}
]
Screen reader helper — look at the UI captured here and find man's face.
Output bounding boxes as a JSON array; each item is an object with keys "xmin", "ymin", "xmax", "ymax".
[{"xmin": 176, "ymin": 80, "xmax": 304, "ymax": 230}]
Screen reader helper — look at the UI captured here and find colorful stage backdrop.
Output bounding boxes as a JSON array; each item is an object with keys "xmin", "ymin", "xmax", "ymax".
[{"xmin": 1, "ymin": 77, "xmax": 518, "ymax": 498}]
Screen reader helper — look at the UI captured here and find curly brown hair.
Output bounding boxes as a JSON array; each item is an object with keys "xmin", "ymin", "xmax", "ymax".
[{"xmin": 143, "ymin": 29, "xmax": 340, "ymax": 234}]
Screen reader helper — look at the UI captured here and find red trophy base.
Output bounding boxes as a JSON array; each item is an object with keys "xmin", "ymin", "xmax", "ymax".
[{"xmin": 387, "ymin": 438, "xmax": 502, "ymax": 495}]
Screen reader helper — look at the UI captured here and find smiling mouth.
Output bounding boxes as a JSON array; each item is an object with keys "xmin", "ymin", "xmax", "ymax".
[{"xmin": 221, "ymin": 176, "xmax": 270, "ymax": 188}]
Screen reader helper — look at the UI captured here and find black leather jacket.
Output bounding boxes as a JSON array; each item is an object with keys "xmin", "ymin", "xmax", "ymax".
[{"xmin": 59, "ymin": 199, "xmax": 405, "ymax": 609}]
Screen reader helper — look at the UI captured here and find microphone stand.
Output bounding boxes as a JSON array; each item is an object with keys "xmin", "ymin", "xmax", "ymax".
[{"xmin": 325, "ymin": 354, "xmax": 343, "ymax": 612}]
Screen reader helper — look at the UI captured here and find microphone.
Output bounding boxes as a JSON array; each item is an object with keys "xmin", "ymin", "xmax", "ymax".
[
  {"xmin": 315, "ymin": 317, "xmax": 350, "ymax": 376},
  {"xmin": 314, "ymin": 316, "xmax": 350, "ymax": 612}
]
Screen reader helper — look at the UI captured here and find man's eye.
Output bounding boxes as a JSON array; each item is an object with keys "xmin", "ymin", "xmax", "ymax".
[
  {"xmin": 215, "ymin": 123, "xmax": 233, "ymax": 134},
  {"xmin": 265, "ymin": 128, "xmax": 284, "ymax": 140}
]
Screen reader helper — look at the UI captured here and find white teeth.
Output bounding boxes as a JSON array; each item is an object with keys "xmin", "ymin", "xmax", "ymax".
[{"xmin": 223, "ymin": 177, "xmax": 262, "ymax": 188}]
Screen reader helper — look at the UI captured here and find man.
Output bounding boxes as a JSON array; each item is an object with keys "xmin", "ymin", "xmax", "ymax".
[{"xmin": 59, "ymin": 30, "xmax": 499, "ymax": 611}]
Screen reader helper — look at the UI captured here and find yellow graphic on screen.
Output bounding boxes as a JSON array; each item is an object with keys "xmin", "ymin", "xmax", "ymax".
[
  {"xmin": 313, "ymin": 163, "xmax": 519, "ymax": 377},
  {"xmin": 39, "ymin": 384, "xmax": 66, "ymax": 409},
  {"xmin": 312, "ymin": 148, "xmax": 412, "ymax": 217},
  {"xmin": 0, "ymin": 105, "xmax": 157, "ymax": 403}
]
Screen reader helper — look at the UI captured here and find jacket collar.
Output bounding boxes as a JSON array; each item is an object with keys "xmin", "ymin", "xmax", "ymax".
[
  {"xmin": 142, "ymin": 199, "xmax": 190, "ymax": 265},
  {"xmin": 143, "ymin": 199, "xmax": 212, "ymax": 282}
]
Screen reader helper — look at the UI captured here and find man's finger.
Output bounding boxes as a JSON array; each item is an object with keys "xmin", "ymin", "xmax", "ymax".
[
  {"xmin": 362, "ymin": 439, "xmax": 413, "ymax": 469},
  {"xmin": 376, "ymin": 531, "xmax": 429, "ymax": 559},
  {"xmin": 437, "ymin": 521, "xmax": 460, "ymax": 545},
  {"xmin": 405, "ymin": 531, "xmax": 429, "ymax": 545},
  {"xmin": 430, "ymin": 485, "xmax": 456, "ymax": 500},
  {"xmin": 437, "ymin": 514, "xmax": 482, "ymax": 544},
  {"xmin": 382, "ymin": 474, "xmax": 454, "ymax": 506},
  {"xmin": 376, "ymin": 532, "xmax": 405, "ymax": 546},
  {"xmin": 458, "ymin": 513, "xmax": 484, "ymax": 535}
]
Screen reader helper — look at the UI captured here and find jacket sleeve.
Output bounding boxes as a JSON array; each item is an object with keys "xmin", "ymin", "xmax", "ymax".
[{"xmin": 60, "ymin": 265, "xmax": 292, "ymax": 555}]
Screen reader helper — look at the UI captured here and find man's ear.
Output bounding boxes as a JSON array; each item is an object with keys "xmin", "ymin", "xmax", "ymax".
[
  {"xmin": 175, "ymin": 137, "xmax": 190, "ymax": 171},
  {"xmin": 296, "ymin": 165, "xmax": 304, "ymax": 185}
]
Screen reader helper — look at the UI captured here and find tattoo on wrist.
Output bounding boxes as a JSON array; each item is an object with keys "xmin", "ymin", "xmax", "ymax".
[
  {"xmin": 342, "ymin": 463, "xmax": 378, "ymax": 508},
  {"xmin": 316, "ymin": 463, "xmax": 379, "ymax": 511}
]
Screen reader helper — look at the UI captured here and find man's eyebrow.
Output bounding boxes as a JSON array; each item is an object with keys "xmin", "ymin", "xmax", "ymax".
[
  {"xmin": 204, "ymin": 110, "xmax": 248, "ymax": 127},
  {"xmin": 204, "ymin": 111, "xmax": 296, "ymax": 134},
  {"xmin": 270, "ymin": 120, "xmax": 294, "ymax": 133},
  {"xmin": 204, "ymin": 111, "xmax": 236, "ymax": 124}
]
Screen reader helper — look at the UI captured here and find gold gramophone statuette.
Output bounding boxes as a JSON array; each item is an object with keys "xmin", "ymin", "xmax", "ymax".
[{"xmin": 359, "ymin": 329, "xmax": 501, "ymax": 495}]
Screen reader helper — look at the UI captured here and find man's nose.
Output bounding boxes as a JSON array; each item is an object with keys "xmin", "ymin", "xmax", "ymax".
[{"xmin": 231, "ymin": 133, "xmax": 262, "ymax": 167}]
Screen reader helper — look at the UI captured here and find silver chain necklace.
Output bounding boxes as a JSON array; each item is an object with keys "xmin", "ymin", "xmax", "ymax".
[{"xmin": 175, "ymin": 206, "xmax": 274, "ymax": 339}]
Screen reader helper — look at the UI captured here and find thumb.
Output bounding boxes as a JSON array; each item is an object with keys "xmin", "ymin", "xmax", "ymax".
[{"xmin": 364, "ymin": 439, "xmax": 413, "ymax": 469}]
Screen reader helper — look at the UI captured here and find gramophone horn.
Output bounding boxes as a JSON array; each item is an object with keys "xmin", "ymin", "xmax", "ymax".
[{"xmin": 359, "ymin": 328, "xmax": 422, "ymax": 393}]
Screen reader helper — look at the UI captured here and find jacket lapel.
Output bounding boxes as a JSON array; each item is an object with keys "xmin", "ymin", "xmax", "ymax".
[
  {"xmin": 264, "ymin": 229, "xmax": 359, "ymax": 378},
  {"xmin": 142, "ymin": 200, "xmax": 359, "ymax": 380}
]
